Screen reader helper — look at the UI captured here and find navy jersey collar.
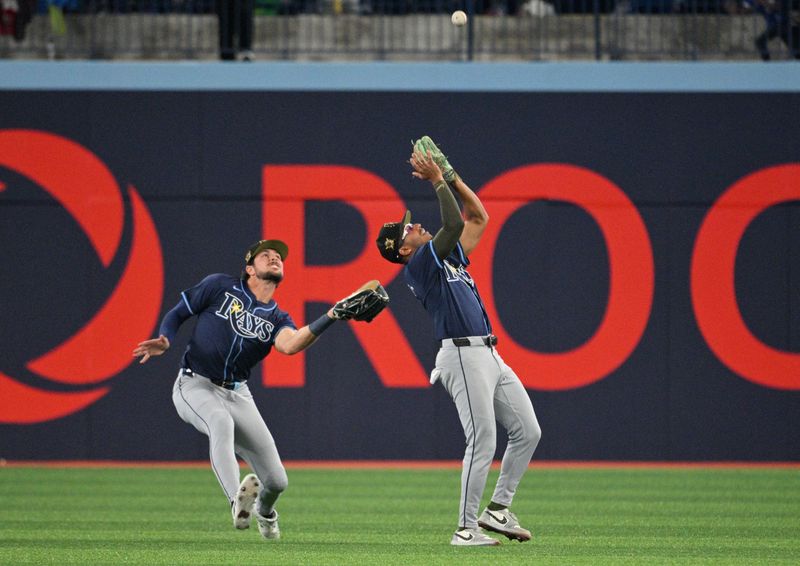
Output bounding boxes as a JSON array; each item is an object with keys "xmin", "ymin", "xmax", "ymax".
[{"xmin": 239, "ymin": 278, "xmax": 276, "ymax": 309}]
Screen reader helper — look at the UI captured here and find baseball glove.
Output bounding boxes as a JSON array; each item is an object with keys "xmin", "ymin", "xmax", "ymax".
[{"xmin": 332, "ymin": 280, "xmax": 389, "ymax": 323}]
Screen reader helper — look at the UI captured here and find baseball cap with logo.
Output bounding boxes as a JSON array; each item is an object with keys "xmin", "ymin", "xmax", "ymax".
[
  {"xmin": 375, "ymin": 210, "xmax": 412, "ymax": 264},
  {"xmin": 244, "ymin": 239, "xmax": 289, "ymax": 264}
]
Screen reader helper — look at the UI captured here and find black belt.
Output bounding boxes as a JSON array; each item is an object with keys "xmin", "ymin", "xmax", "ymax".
[
  {"xmin": 182, "ymin": 368, "xmax": 242, "ymax": 390},
  {"xmin": 445, "ymin": 335, "xmax": 498, "ymax": 347}
]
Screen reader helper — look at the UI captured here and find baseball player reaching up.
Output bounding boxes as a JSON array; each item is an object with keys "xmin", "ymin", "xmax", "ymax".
[
  {"xmin": 376, "ymin": 137, "xmax": 542, "ymax": 546},
  {"xmin": 133, "ymin": 239, "xmax": 387, "ymax": 539}
]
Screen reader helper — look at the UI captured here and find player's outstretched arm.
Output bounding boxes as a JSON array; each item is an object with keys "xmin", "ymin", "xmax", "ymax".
[
  {"xmin": 132, "ymin": 300, "xmax": 189, "ymax": 364},
  {"xmin": 275, "ymin": 306, "xmax": 342, "ymax": 356},
  {"xmin": 274, "ymin": 305, "xmax": 343, "ymax": 355},
  {"xmin": 133, "ymin": 335, "xmax": 170, "ymax": 364},
  {"xmin": 410, "ymin": 149, "xmax": 464, "ymax": 260},
  {"xmin": 450, "ymin": 175, "xmax": 488, "ymax": 256},
  {"xmin": 274, "ymin": 326, "xmax": 319, "ymax": 355},
  {"xmin": 276, "ymin": 281, "xmax": 389, "ymax": 355},
  {"xmin": 410, "ymin": 149, "xmax": 444, "ymax": 185}
]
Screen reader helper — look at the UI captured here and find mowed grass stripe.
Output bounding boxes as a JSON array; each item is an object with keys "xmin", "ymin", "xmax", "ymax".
[{"xmin": 1, "ymin": 467, "xmax": 798, "ymax": 565}]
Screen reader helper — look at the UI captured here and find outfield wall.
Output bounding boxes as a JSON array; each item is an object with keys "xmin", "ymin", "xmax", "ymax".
[{"xmin": 0, "ymin": 62, "xmax": 798, "ymax": 461}]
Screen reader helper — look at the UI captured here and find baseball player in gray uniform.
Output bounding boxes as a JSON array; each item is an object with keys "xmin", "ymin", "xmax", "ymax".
[
  {"xmin": 133, "ymin": 239, "xmax": 378, "ymax": 539},
  {"xmin": 376, "ymin": 137, "xmax": 542, "ymax": 546}
]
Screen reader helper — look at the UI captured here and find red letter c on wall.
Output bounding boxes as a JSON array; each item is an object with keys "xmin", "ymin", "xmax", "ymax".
[
  {"xmin": 691, "ymin": 164, "xmax": 800, "ymax": 390},
  {"xmin": 471, "ymin": 164, "xmax": 654, "ymax": 391}
]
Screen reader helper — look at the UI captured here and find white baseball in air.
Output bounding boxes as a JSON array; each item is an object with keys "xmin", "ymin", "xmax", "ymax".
[{"xmin": 451, "ymin": 10, "xmax": 467, "ymax": 26}]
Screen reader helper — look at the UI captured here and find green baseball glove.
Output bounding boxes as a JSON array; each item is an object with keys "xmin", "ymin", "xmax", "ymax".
[{"xmin": 413, "ymin": 135, "xmax": 457, "ymax": 183}]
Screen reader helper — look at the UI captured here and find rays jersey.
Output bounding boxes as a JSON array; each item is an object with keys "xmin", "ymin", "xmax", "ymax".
[
  {"xmin": 159, "ymin": 273, "xmax": 296, "ymax": 385},
  {"xmin": 404, "ymin": 241, "xmax": 492, "ymax": 340}
]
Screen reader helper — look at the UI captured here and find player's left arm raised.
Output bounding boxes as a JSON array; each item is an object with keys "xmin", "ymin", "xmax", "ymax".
[
  {"xmin": 451, "ymin": 176, "xmax": 489, "ymax": 256},
  {"xmin": 273, "ymin": 323, "xmax": 326, "ymax": 356},
  {"xmin": 133, "ymin": 335, "xmax": 170, "ymax": 364},
  {"xmin": 274, "ymin": 281, "xmax": 389, "ymax": 355},
  {"xmin": 132, "ymin": 299, "xmax": 191, "ymax": 363}
]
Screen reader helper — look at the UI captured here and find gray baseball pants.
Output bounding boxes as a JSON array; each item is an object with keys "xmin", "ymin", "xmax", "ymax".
[
  {"xmin": 432, "ymin": 337, "xmax": 541, "ymax": 529},
  {"xmin": 172, "ymin": 369, "xmax": 288, "ymax": 514}
]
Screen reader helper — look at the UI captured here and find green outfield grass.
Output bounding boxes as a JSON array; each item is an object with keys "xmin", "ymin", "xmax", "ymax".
[{"xmin": 0, "ymin": 465, "xmax": 798, "ymax": 565}]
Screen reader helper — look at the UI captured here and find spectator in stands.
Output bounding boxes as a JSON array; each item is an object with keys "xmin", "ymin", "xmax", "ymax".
[
  {"xmin": 742, "ymin": 0, "xmax": 800, "ymax": 60},
  {"xmin": 217, "ymin": 0, "xmax": 255, "ymax": 61},
  {"xmin": 0, "ymin": 0, "xmax": 34, "ymax": 41}
]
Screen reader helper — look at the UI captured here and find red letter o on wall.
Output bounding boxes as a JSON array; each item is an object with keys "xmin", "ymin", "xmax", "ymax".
[
  {"xmin": 691, "ymin": 164, "xmax": 800, "ymax": 390},
  {"xmin": 471, "ymin": 164, "xmax": 654, "ymax": 391}
]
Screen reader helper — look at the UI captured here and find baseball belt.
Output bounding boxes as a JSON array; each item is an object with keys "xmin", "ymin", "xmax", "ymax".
[
  {"xmin": 441, "ymin": 335, "xmax": 498, "ymax": 348},
  {"xmin": 181, "ymin": 368, "xmax": 244, "ymax": 391}
]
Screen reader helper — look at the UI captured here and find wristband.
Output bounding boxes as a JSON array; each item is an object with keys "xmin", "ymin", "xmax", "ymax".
[{"xmin": 308, "ymin": 313, "xmax": 336, "ymax": 336}]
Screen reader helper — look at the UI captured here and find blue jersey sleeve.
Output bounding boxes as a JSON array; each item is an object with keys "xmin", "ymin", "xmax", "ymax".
[
  {"xmin": 158, "ymin": 300, "xmax": 192, "ymax": 343},
  {"xmin": 273, "ymin": 309, "xmax": 297, "ymax": 337},
  {"xmin": 405, "ymin": 241, "xmax": 440, "ymax": 301},
  {"xmin": 451, "ymin": 241, "xmax": 470, "ymax": 268},
  {"xmin": 180, "ymin": 273, "xmax": 227, "ymax": 315}
]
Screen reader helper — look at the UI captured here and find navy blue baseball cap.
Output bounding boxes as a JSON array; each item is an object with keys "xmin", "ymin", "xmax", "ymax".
[
  {"xmin": 245, "ymin": 239, "xmax": 289, "ymax": 263},
  {"xmin": 376, "ymin": 210, "xmax": 412, "ymax": 264}
]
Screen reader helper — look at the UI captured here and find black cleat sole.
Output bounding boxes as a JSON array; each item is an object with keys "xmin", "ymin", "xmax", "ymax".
[{"xmin": 478, "ymin": 521, "xmax": 531, "ymax": 543}]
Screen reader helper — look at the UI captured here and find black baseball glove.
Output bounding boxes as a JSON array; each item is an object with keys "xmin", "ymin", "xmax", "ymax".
[{"xmin": 332, "ymin": 280, "xmax": 389, "ymax": 323}]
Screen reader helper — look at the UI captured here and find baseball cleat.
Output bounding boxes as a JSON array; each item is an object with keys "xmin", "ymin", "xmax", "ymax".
[
  {"xmin": 255, "ymin": 509, "xmax": 281, "ymax": 540},
  {"xmin": 414, "ymin": 136, "xmax": 457, "ymax": 183},
  {"xmin": 232, "ymin": 473, "xmax": 260, "ymax": 529},
  {"xmin": 450, "ymin": 527, "xmax": 501, "ymax": 546},
  {"xmin": 477, "ymin": 508, "xmax": 532, "ymax": 542}
]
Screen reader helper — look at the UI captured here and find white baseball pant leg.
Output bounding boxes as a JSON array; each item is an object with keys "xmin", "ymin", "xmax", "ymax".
[
  {"xmin": 172, "ymin": 371, "xmax": 287, "ymax": 511},
  {"xmin": 435, "ymin": 343, "xmax": 540, "ymax": 529},
  {"xmin": 228, "ymin": 384, "xmax": 288, "ymax": 515},
  {"xmin": 488, "ymin": 353, "xmax": 541, "ymax": 507},
  {"xmin": 436, "ymin": 343, "xmax": 499, "ymax": 529}
]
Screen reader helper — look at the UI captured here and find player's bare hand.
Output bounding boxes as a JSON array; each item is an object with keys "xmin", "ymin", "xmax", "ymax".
[
  {"xmin": 409, "ymin": 149, "xmax": 444, "ymax": 184},
  {"xmin": 133, "ymin": 335, "xmax": 170, "ymax": 364}
]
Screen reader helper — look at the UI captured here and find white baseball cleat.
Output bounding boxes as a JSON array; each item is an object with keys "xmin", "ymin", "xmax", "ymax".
[
  {"xmin": 255, "ymin": 509, "xmax": 281, "ymax": 540},
  {"xmin": 477, "ymin": 508, "xmax": 532, "ymax": 542},
  {"xmin": 450, "ymin": 527, "xmax": 501, "ymax": 546},
  {"xmin": 232, "ymin": 473, "xmax": 260, "ymax": 529}
]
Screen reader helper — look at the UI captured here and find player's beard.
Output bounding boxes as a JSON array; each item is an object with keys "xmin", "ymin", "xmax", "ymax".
[{"xmin": 257, "ymin": 269, "xmax": 284, "ymax": 286}]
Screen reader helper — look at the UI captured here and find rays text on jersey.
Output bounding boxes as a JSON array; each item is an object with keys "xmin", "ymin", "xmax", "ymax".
[{"xmin": 216, "ymin": 293, "xmax": 275, "ymax": 342}]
